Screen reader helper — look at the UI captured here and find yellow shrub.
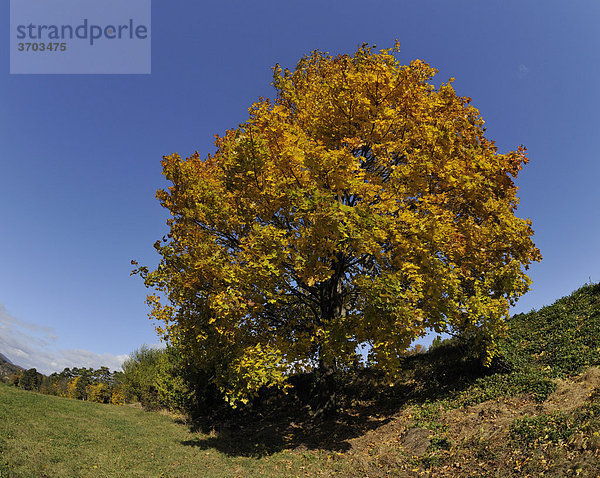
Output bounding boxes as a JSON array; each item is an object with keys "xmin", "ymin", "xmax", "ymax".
[
  {"xmin": 87, "ymin": 383, "xmax": 111, "ymax": 403},
  {"xmin": 110, "ymin": 387, "xmax": 127, "ymax": 405}
]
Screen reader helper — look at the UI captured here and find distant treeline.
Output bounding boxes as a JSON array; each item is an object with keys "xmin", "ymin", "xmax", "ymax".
[
  {"xmin": 6, "ymin": 366, "xmax": 127, "ymax": 404},
  {"xmin": 4, "ymin": 345, "xmax": 189, "ymax": 411}
]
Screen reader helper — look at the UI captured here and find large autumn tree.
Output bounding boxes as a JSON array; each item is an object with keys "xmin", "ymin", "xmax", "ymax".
[{"xmin": 136, "ymin": 43, "xmax": 541, "ymax": 406}]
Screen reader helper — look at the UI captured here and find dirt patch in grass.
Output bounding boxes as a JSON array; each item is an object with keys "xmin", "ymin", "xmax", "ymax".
[{"xmin": 544, "ymin": 367, "xmax": 600, "ymax": 413}]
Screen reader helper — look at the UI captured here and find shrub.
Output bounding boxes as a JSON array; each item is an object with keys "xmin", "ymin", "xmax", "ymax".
[
  {"xmin": 87, "ymin": 383, "xmax": 111, "ymax": 404},
  {"xmin": 510, "ymin": 412, "xmax": 574, "ymax": 447},
  {"xmin": 110, "ymin": 387, "xmax": 127, "ymax": 406},
  {"xmin": 154, "ymin": 347, "xmax": 193, "ymax": 412}
]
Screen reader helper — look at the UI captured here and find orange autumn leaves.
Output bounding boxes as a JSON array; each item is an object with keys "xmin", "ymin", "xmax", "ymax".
[{"xmin": 138, "ymin": 43, "xmax": 540, "ymax": 404}]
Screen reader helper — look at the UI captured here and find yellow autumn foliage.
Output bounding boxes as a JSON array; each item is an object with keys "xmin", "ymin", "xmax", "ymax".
[{"xmin": 136, "ymin": 43, "xmax": 541, "ymax": 405}]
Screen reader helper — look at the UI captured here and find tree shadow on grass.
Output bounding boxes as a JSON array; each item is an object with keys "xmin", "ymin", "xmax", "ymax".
[
  {"xmin": 180, "ymin": 400, "xmax": 397, "ymax": 457},
  {"xmin": 179, "ymin": 340, "xmax": 492, "ymax": 458}
]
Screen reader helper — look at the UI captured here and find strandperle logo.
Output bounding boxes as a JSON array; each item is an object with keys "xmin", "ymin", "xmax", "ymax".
[
  {"xmin": 10, "ymin": 0, "xmax": 151, "ymax": 74},
  {"xmin": 16, "ymin": 19, "xmax": 149, "ymax": 46}
]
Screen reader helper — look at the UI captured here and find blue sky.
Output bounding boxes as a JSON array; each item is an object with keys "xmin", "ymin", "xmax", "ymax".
[{"xmin": 1, "ymin": 1, "xmax": 599, "ymax": 373}]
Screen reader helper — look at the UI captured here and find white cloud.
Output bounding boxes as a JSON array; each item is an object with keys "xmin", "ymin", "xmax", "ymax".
[
  {"xmin": 0, "ymin": 303, "xmax": 128, "ymax": 374},
  {"xmin": 517, "ymin": 64, "xmax": 530, "ymax": 79}
]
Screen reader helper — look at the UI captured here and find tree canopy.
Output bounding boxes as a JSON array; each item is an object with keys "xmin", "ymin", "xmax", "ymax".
[{"xmin": 136, "ymin": 43, "xmax": 541, "ymax": 406}]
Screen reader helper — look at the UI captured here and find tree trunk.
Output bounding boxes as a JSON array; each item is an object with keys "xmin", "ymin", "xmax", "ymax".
[
  {"xmin": 311, "ymin": 359, "xmax": 338, "ymax": 418},
  {"xmin": 311, "ymin": 254, "xmax": 347, "ymax": 418}
]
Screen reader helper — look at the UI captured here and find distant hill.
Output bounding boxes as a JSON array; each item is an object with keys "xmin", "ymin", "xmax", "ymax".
[
  {"xmin": 0, "ymin": 353, "xmax": 15, "ymax": 364},
  {"xmin": 0, "ymin": 352, "xmax": 24, "ymax": 379}
]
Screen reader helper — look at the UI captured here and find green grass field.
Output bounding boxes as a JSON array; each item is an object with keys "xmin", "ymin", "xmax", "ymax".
[{"xmin": 0, "ymin": 384, "xmax": 335, "ymax": 477}]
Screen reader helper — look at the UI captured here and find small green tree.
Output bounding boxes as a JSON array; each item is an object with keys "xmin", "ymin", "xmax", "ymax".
[
  {"xmin": 154, "ymin": 346, "xmax": 193, "ymax": 412},
  {"xmin": 122, "ymin": 345, "xmax": 163, "ymax": 409},
  {"xmin": 19, "ymin": 368, "xmax": 43, "ymax": 391}
]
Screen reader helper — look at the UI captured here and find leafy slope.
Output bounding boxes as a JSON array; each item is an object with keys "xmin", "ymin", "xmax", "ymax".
[{"xmin": 506, "ymin": 282, "xmax": 600, "ymax": 376}]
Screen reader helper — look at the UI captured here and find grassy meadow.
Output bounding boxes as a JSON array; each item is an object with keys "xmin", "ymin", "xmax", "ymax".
[{"xmin": 0, "ymin": 384, "xmax": 336, "ymax": 477}]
